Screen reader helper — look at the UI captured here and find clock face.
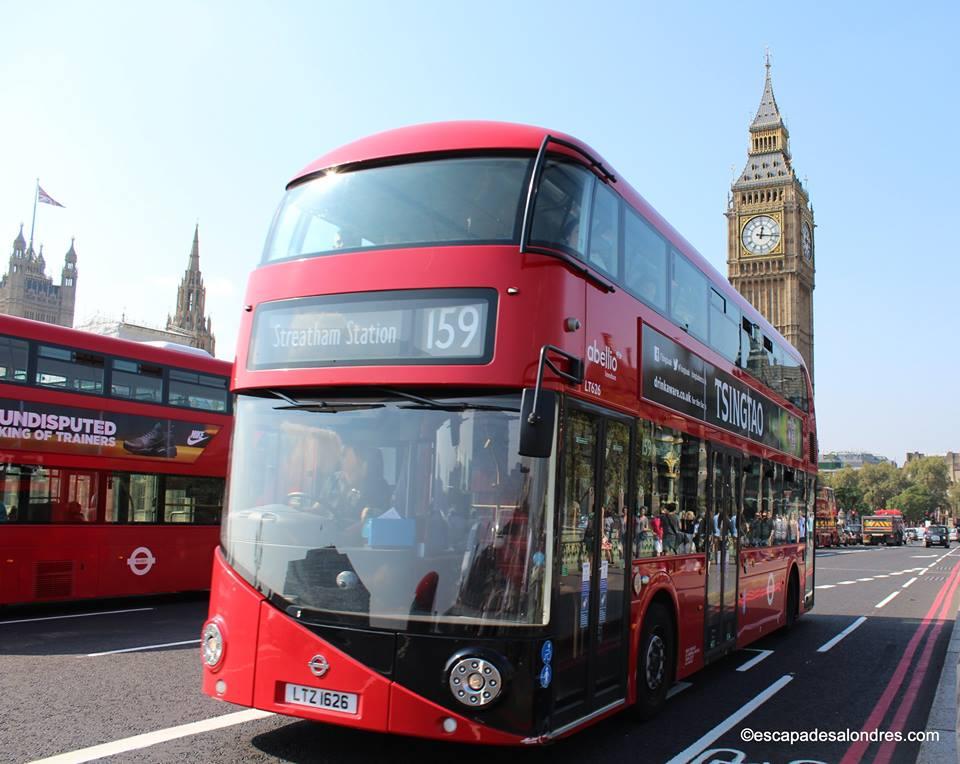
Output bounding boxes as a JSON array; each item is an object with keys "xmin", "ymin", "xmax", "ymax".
[
  {"xmin": 741, "ymin": 215, "xmax": 781, "ymax": 255},
  {"xmin": 801, "ymin": 222, "xmax": 813, "ymax": 259}
]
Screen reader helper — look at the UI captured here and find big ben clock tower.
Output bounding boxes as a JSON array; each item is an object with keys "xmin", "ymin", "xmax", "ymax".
[{"xmin": 727, "ymin": 58, "xmax": 815, "ymax": 381}]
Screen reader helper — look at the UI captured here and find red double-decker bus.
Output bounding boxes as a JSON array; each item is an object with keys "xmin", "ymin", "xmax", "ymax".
[
  {"xmin": 201, "ymin": 122, "xmax": 817, "ymax": 744},
  {"xmin": 815, "ymin": 485, "xmax": 840, "ymax": 548},
  {"xmin": 0, "ymin": 315, "xmax": 231, "ymax": 606}
]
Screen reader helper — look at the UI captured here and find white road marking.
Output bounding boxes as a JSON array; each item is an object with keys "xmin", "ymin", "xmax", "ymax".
[
  {"xmin": 875, "ymin": 591, "xmax": 900, "ymax": 608},
  {"xmin": 665, "ymin": 675, "xmax": 793, "ymax": 764},
  {"xmin": 667, "ymin": 681, "xmax": 692, "ymax": 699},
  {"xmin": 857, "ymin": 578, "xmax": 874, "ymax": 582},
  {"xmin": 902, "ymin": 577, "xmax": 918, "ymax": 589},
  {"xmin": 0, "ymin": 608, "xmax": 153, "ymax": 626},
  {"xmin": 815, "ymin": 584, "xmax": 836, "ymax": 589},
  {"xmin": 818, "ymin": 617, "xmax": 867, "ymax": 653},
  {"xmin": 875, "ymin": 574, "xmax": 889, "ymax": 578},
  {"xmin": 912, "ymin": 555, "xmax": 938, "ymax": 558},
  {"xmin": 837, "ymin": 580, "xmax": 856, "ymax": 585},
  {"xmin": 87, "ymin": 639, "xmax": 200, "ymax": 657},
  {"xmin": 27, "ymin": 709, "xmax": 275, "ymax": 764},
  {"xmin": 736, "ymin": 650, "xmax": 774, "ymax": 672},
  {"xmin": 918, "ymin": 568, "xmax": 928, "ymax": 575}
]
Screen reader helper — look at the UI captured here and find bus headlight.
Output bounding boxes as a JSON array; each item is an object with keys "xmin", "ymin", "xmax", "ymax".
[
  {"xmin": 201, "ymin": 620, "xmax": 225, "ymax": 669},
  {"xmin": 448, "ymin": 656, "xmax": 503, "ymax": 708}
]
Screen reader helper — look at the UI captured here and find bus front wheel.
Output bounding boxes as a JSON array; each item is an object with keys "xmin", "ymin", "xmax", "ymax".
[{"xmin": 635, "ymin": 603, "xmax": 675, "ymax": 720}]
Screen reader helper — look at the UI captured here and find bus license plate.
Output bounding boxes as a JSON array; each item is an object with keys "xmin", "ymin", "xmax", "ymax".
[{"xmin": 284, "ymin": 683, "xmax": 358, "ymax": 714}]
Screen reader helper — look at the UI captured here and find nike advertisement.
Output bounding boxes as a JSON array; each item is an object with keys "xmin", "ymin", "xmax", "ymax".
[{"xmin": 0, "ymin": 398, "xmax": 221, "ymax": 463}]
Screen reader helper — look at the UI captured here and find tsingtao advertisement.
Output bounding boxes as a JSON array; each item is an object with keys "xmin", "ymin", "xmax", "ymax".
[
  {"xmin": 641, "ymin": 324, "xmax": 803, "ymax": 458},
  {"xmin": 0, "ymin": 399, "xmax": 221, "ymax": 463}
]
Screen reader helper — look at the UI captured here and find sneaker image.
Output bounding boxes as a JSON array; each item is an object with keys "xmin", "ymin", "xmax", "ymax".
[
  {"xmin": 186, "ymin": 429, "xmax": 213, "ymax": 447},
  {"xmin": 123, "ymin": 422, "xmax": 177, "ymax": 458}
]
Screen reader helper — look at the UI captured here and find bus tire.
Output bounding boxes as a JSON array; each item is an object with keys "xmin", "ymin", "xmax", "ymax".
[{"xmin": 635, "ymin": 603, "xmax": 674, "ymax": 720}]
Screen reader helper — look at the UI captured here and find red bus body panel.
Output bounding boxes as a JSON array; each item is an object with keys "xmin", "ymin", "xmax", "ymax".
[{"xmin": 204, "ymin": 550, "xmax": 525, "ymax": 745}]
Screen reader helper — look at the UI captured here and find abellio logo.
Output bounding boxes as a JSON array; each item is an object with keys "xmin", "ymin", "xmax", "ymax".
[{"xmin": 587, "ymin": 340, "xmax": 619, "ymax": 373}]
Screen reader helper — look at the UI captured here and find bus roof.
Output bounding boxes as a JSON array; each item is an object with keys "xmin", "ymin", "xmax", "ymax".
[
  {"xmin": 289, "ymin": 120, "xmax": 807, "ymax": 371},
  {"xmin": 0, "ymin": 314, "xmax": 229, "ymax": 375}
]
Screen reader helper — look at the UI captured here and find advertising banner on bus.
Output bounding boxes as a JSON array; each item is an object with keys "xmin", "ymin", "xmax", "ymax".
[
  {"xmin": 0, "ymin": 398, "xmax": 221, "ymax": 464},
  {"xmin": 640, "ymin": 324, "xmax": 803, "ymax": 458}
]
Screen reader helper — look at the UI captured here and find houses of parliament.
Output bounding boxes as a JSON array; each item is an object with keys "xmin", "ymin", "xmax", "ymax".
[{"xmin": 0, "ymin": 224, "xmax": 216, "ymax": 355}]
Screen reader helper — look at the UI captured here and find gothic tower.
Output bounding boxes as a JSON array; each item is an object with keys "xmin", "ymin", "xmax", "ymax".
[
  {"xmin": 166, "ymin": 224, "xmax": 215, "ymax": 354},
  {"xmin": 727, "ymin": 59, "xmax": 815, "ymax": 381}
]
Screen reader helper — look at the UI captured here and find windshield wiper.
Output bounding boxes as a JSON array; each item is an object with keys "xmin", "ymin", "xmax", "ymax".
[
  {"xmin": 376, "ymin": 387, "xmax": 519, "ymax": 413},
  {"xmin": 265, "ymin": 389, "xmax": 384, "ymax": 413}
]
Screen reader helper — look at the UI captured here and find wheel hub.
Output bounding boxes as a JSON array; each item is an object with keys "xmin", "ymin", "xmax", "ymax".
[{"xmin": 645, "ymin": 634, "xmax": 665, "ymax": 689}]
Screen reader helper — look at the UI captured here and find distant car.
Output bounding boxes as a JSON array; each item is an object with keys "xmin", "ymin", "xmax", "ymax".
[
  {"xmin": 925, "ymin": 525, "xmax": 949, "ymax": 548},
  {"xmin": 844, "ymin": 525, "xmax": 862, "ymax": 545},
  {"xmin": 950, "ymin": 527, "xmax": 958, "ymax": 542},
  {"xmin": 905, "ymin": 527, "xmax": 918, "ymax": 542}
]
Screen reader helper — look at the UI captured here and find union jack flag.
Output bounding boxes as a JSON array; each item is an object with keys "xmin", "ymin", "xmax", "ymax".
[{"xmin": 37, "ymin": 186, "xmax": 64, "ymax": 207}]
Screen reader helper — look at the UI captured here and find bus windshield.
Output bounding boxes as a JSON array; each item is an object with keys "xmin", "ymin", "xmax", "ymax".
[
  {"xmin": 261, "ymin": 156, "xmax": 532, "ymax": 263},
  {"xmin": 222, "ymin": 392, "xmax": 554, "ymax": 628}
]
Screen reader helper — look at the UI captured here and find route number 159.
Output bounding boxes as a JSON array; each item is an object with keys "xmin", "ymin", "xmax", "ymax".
[{"xmin": 424, "ymin": 305, "xmax": 482, "ymax": 353}]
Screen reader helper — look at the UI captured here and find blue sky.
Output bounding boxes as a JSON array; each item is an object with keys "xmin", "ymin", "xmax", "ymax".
[{"xmin": 1, "ymin": 1, "xmax": 957, "ymax": 462}]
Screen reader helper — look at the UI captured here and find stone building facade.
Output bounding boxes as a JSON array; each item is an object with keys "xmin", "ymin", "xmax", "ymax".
[
  {"xmin": 0, "ymin": 225, "xmax": 78, "ymax": 327},
  {"xmin": 727, "ymin": 61, "xmax": 815, "ymax": 380}
]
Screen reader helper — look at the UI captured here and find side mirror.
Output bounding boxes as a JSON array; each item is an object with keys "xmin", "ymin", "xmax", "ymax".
[{"xmin": 519, "ymin": 389, "xmax": 556, "ymax": 458}]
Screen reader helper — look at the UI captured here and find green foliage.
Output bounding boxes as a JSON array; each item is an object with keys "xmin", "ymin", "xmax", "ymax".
[
  {"xmin": 891, "ymin": 485, "xmax": 934, "ymax": 523},
  {"xmin": 822, "ymin": 468, "xmax": 864, "ymax": 513},
  {"xmin": 822, "ymin": 458, "xmax": 955, "ymax": 521},
  {"xmin": 950, "ymin": 482, "xmax": 960, "ymax": 514},
  {"xmin": 858, "ymin": 462, "xmax": 907, "ymax": 513},
  {"xmin": 904, "ymin": 457, "xmax": 950, "ymax": 510}
]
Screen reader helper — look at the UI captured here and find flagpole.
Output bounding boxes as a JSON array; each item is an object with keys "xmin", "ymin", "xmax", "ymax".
[{"xmin": 28, "ymin": 178, "xmax": 39, "ymax": 253}]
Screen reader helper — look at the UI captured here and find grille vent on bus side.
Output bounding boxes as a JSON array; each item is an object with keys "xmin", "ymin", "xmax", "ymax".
[
  {"xmin": 34, "ymin": 561, "xmax": 74, "ymax": 600},
  {"xmin": 809, "ymin": 433, "xmax": 818, "ymax": 465}
]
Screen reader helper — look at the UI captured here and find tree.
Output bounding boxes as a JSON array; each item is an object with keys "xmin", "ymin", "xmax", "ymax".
[
  {"xmin": 891, "ymin": 484, "xmax": 934, "ymax": 524},
  {"xmin": 858, "ymin": 462, "xmax": 907, "ymax": 513},
  {"xmin": 904, "ymin": 457, "xmax": 950, "ymax": 513},
  {"xmin": 949, "ymin": 481, "xmax": 960, "ymax": 515},
  {"xmin": 823, "ymin": 468, "xmax": 864, "ymax": 515}
]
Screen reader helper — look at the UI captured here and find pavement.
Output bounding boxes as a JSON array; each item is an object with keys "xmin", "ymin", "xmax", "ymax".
[{"xmin": 918, "ymin": 603, "xmax": 960, "ymax": 764}]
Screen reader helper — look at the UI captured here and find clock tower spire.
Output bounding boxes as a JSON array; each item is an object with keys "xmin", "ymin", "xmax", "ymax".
[{"xmin": 726, "ymin": 59, "xmax": 815, "ymax": 382}]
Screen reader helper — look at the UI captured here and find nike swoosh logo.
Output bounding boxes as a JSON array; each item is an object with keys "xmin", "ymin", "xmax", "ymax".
[{"xmin": 187, "ymin": 433, "xmax": 210, "ymax": 446}]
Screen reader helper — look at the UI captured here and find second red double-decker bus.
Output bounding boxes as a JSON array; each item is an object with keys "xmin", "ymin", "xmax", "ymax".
[
  {"xmin": 815, "ymin": 485, "xmax": 840, "ymax": 548},
  {"xmin": 202, "ymin": 122, "xmax": 817, "ymax": 744},
  {"xmin": 0, "ymin": 315, "xmax": 231, "ymax": 606}
]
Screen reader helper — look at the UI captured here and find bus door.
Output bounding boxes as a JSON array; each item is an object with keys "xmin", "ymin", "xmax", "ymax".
[
  {"xmin": 804, "ymin": 474, "xmax": 815, "ymax": 606},
  {"xmin": 704, "ymin": 447, "xmax": 740, "ymax": 659},
  {"xmin": 551, "ymin": 407, "xmax": 631, "ymax": 730}
]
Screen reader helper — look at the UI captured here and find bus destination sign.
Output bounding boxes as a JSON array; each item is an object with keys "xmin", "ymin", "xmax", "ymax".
[
  {"xmin": 248, "ymin": 288, "xmax": 497, "ymax": 369},
  {"xmin": 641, "ymin": 324, "xmax": 803, "ymax": 458}
]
